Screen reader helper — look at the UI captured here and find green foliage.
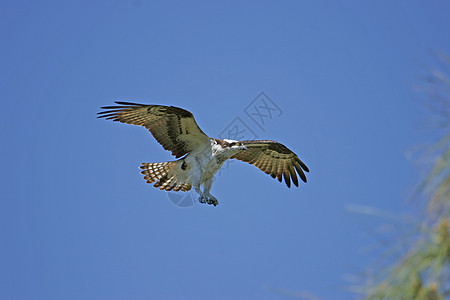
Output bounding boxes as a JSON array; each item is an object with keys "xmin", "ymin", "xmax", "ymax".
[{"xmin": 359, "ymin": 53, "xmax": 450, "ymax": 299}]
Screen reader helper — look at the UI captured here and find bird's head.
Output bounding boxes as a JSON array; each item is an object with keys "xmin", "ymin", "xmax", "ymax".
[
  {"xmin": 223, "ymin": 139, "xmax": 247, "ymax": 151},
  {"xmin": 212, "ymin": 139, "xmax": 247, "ymax": 161}
]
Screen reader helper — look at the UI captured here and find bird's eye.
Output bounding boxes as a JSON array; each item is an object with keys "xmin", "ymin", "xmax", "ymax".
[{"xmin": 235, "ymin": 142, "xmax": 241, "ymax": 146}]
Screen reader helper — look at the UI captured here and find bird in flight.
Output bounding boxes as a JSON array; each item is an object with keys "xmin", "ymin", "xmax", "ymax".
[{"xmin": 98, "ymin": 102, "xmax": 309, "ymax": 206}]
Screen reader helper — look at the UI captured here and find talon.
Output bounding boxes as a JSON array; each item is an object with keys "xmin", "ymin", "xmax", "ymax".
[
  {"xmin": 198, "ymin": 194, "xmax": 218, "ymax": 206},
  {"xmin": 206, "ymin": 198, "xmax": 218, "ymax": 206}
]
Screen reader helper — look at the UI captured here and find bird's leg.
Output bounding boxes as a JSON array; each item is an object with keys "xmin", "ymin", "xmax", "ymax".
[
  {"xmin": 194, "ymin": 185, "xmax": 207, "ymax": 204},
  {"xmin": 203, "ymin": 178, "xmax": 218, "ymax": 206}
]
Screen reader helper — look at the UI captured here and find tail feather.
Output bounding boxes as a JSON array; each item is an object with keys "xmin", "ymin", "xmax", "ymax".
[{"xmin": 140, "ymin": 161, "xmax": 191, "ymax": 192}]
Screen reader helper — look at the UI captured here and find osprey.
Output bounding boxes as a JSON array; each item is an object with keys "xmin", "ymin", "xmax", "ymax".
[{"xmin": 98, "ymin": 102, "xmax": 309, "ymax": 206}]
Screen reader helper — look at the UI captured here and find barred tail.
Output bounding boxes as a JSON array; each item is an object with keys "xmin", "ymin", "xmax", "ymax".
[{"xmin": 140, "ymin": 161, "xmax": 191, "ymax": 192}]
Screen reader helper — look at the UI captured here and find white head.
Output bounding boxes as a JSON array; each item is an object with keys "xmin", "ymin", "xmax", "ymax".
[
  {"xmin": 223, "ymin": 139, "xmax": 247, "ymax": 151},
  {"xmin": 212, "ymin": 139, "xmax": 247, "ymax": 162}
]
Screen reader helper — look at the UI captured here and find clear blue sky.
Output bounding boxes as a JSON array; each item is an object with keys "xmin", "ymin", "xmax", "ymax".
[{"xmin": 1, "ymin": 1, "xmax": 449, "ymax": 299}]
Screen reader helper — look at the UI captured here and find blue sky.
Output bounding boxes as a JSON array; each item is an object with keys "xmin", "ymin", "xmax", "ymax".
[{"xmin": 1, "ymin": 1, "xmax": 449, "ymax": 299}]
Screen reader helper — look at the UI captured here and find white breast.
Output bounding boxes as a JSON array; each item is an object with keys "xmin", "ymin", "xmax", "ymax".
[{"xmin": 183, "ymin": 140, "xmax": 224, "ymax": 185}]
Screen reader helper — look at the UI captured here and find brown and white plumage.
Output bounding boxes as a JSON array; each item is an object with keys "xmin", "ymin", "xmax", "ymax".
[
  {"xmin": 140, "ymin": 162, "xmax": 192, "ymax": 192},
  {"xmin": 97, "ymin": 102, "xmax": 210, "ymax": 158},
  {"xmin": 98, "ymin": 102, "xmax": 309, "ymax": 206},
  {"xmin": 231, "ymin": 140, "xmax": 309, "ymax": 188}
]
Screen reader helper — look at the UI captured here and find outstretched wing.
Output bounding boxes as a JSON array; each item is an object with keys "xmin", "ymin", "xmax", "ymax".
[
  {"xmin": 231, "ymin": 140, "xmax": 309, "ymax": 188},
  {"xmin": 98, "ymin": 102, "xmax": 210, "ymax": 158}
]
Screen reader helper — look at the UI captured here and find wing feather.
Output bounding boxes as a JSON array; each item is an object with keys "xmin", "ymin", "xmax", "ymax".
[
  {"xmin": 276, "ymin": 161, "xmax": 283, "ymax": 182},
  {"xmin": 98, "ymin": 102, "xmax": 210, "ymax": 158},
  {"xmin": 269, "ymin": 160, "xmax": 278, "ymax": 178},
  {"xmin": 264, "ymin": 158, "xmax": 274, "ymax": 175},
  {"xmin": 261, "ymin": 155, "xmax": 272, "ymax": 173},
  {"xmin": 294, "ymin": 160, "xmax": 307, "ymax": 183},
  {"xmin": 231, "ymin": 140, "xmax": 308, "ymax": 188},
  {"xmin": 283, "ymin": 167, "xmax": 291, "ymax": 188},
  {"xmin": 289, "ymin": 163, "xmax": 299, "ymax": 187}
]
